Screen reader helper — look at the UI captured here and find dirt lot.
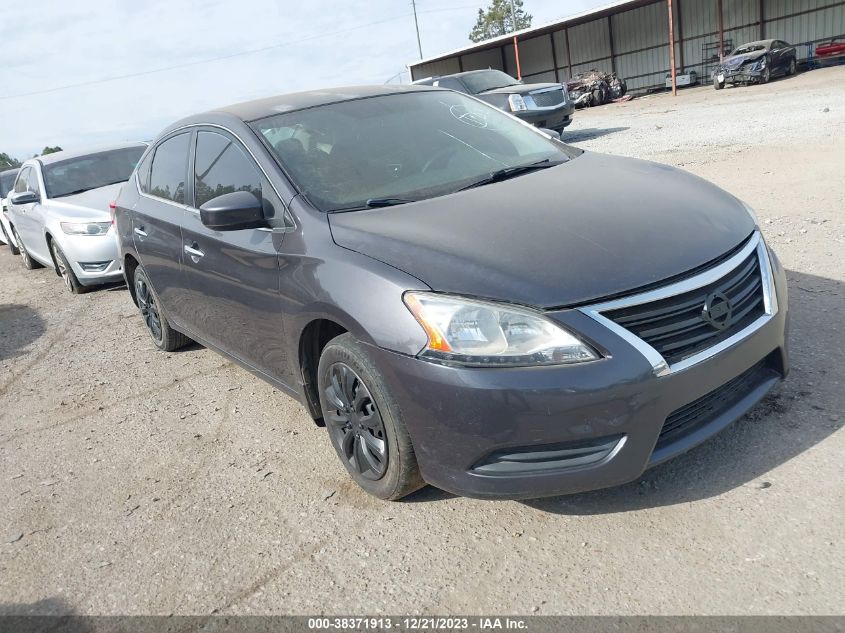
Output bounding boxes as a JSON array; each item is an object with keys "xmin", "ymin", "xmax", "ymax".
[{"xmin": 1, "ymin": 66, "xmax": 843, "ymax": 616}]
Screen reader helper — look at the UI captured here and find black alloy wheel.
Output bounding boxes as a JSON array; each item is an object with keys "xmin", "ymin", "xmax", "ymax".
[
  {"xmin": 135, "ymin": 273, "xmax": 163, "ymax": 344},
  {"xmin": 323, "ymin": 362, "xmax": 388, "ymax": 480}
]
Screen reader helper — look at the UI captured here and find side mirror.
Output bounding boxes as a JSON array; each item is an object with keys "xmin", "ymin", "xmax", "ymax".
[
  {"xmin": 199, "ymin": 191, "xmax": 266, "ymax": 231},
  {"xmin": 538, "ymin": 128, "xmax": 561, "ymax": 140},
  {"xmin": 11, "ymin": 191, "xmax": 39, "ymax": 205}
]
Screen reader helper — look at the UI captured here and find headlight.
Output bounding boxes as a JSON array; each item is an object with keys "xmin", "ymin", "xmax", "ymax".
[
  {"xmin": 741, "ymin": 201, "xmax": 759, "ymax": 226},
  {"xmin": 508, "ymin": 94, "xmax": 528, "ymax": 112},
  {"xmin": 60, "ymin": 221, "xmax": 111, "ymax": 235},
  {"xmin": 403, "ymin": 292, "xmax": 599, "ymax": 367}
]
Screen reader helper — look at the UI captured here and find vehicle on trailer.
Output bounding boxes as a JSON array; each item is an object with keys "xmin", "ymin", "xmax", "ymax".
[
  {"xmin": 413, "ymin": 69, "xmax": 575, "ymax": 133},
  {"xmin": 6, "ymin": 143, "xmax": 146, "ymax": 293},
  {"xmin": 713, "ymin": 39, "xmax": 798, "ymax": 89},
  {"xmin": 1, "ymin": 168, "xmax": 20, "ymax": 253},
  {"xmin": 115, "ymin": 85, "xmax": 788, "ymax": 501},
  {"xmin": 566, "ymin": 70, "xmax": 627, "ymax": 107}
]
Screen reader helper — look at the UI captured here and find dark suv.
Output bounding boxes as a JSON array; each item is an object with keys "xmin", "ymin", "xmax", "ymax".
[
  {"xmin": 115, "ymin": 85, "xmax": 787, "ymax": 501},
  {"xmin": 414, "ymin": 69, "xmax": 574, "ymax": 133}
]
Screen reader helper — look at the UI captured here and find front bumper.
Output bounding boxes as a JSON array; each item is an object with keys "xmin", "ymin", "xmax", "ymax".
[
  {"xmin": 56, "ymin": 232, "xmax": 123, "ymax": 286},
  {"xmin": 517, "ymin": 104, "xmax": 575, "ymax": 131},
  {"xmin": 372, "ymin": 245, "xmax": 789, "ymax": 500},
  {"xmin": 715, "ymin": 67, "xmax": 765, "ymax": 84}
]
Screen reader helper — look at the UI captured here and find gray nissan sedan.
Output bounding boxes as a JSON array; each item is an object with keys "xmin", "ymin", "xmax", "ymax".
[{"xmin": 114, "ymin": 85, "xmax": 788, "ymax": 500}]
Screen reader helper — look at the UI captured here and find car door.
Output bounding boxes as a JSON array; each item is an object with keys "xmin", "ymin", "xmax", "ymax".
[
  {"xmin": 133, "ymin": 131, "xmax": 192, "ymax": 321},
  {"xmin": 11, "ymin": 166, "xmax": 47, "ymax": 260},
  {"xmin": 178, "ymin": 127, "xmax": 287, "ymax": 378},
  {"xmin": 771, "ymin": 41, "xmax": 786, "ymax": 73}
]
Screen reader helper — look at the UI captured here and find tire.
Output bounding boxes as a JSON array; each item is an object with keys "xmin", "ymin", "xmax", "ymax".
[
  {"xmin": 787, "ymin": 58, "xmax": 797, "ymax": 76},
  {"xmin": 133, "ymin": 265, "xmax": 190, "ymax": 352},
  {"xmin": 760, "ymin": 67, "xmax": 770, "ymax": 84},
  {"xmin": 1, "ymin": 221, "xmax": 19, "ymax": 255},
  {"xmin": 713, "ymin": 76, "xmax": 724, "ymax": 90},
  {"xmin": 50, "ymin": 240, "xmax": 89, "ymax": 294},
  {"xmin": 11, "ymin": 226, "xmax": 42, "ymax": 270},
  {"xmin": 318, "ymin": 333, "xmax": 424, "ymax": 500}
]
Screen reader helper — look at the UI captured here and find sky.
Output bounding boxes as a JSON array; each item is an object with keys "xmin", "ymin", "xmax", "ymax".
[{"xmin": 0, "ymin": 0, "xmax": 611, "ymax": 159}]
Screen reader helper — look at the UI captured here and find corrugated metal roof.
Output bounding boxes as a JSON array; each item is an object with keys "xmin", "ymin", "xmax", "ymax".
[{"xmin": 408, "ymin": 0, "xmax": 660, "ymax": 69}]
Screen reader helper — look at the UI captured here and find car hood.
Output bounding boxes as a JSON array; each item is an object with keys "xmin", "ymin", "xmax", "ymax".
[
  {"xmin": 479, "ymin": 82, "xmax": 561, "ymax": 96},
  {"xmin": 46, "ymin": 182, "xmax": 123, "ymax": 220},
  {"xmin": 328, "ymin": 152, "xmax": 755, "ymax": 309},
  {"xmin": 723, "ymin": 50, "xmax": 766, "ymax": 68}
]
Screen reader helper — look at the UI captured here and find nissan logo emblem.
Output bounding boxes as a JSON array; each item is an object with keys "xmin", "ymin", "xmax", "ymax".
[{"xmin": 702, "ymin": 291, "xmax": 733, "ymax": 330}]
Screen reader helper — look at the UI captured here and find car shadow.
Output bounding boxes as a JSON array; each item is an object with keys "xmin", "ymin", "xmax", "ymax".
[
  {"xmin": 520, "ymin": 269, "xmax": 843, "ymax": 515},
  {"xmin": 0, "ymin": 597, "xmax": 95, "ymax": 633},
  {"xmin": 0, "ymin": 304, "xmax": 46, "ymax": 361},
  {"xmin": 564, "ymin": 126, "xmax": 629, "ymax": 143}
]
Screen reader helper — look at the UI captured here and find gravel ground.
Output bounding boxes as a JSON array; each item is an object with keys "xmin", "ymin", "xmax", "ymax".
[{"xmin": 1, "ymin": 66, "xmax": 843, "ymax": 616}]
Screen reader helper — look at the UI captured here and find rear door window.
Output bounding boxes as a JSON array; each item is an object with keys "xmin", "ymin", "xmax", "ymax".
[
  {"xmin": 149, "ymin": 133, "xmax": 190, "ymax": 204},
  {"xmin": 193, "ymin": 131, "xmax": 261, "ymax": 208}
]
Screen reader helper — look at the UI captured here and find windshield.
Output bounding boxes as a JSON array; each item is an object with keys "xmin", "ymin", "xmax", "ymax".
[
  {"xmin": 0, "ymin": 170, "xmax": 18, "ymax": 198},
  {"xmin": 251, "ymin": 90, "xmax": 570, "ymax": 211},
  {"xmin": 462, "ymin": 70, "xmax": 521, "ymax": 93},
  {"xmin": 732, "ymin": 43, "xmax": 767, "ymax": 55},
  {"xmin": 43, "ymin": 146, "xmax": 145, "ymax": 198}
]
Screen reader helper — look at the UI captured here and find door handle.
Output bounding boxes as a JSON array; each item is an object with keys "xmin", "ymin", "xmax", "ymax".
[
  {"xmin": 184, "ymin": 244, "xmax": 204, "ymax": 259},
  {"xmin": 134, "ymin": 227, "xmax": 147, "ymax": 237}
]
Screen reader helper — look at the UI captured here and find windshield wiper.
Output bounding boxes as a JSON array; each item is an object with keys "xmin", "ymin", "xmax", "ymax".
[
  {"xmin": 53, "ymin": 188, "xmax": 92, "ymax": 198},
  {"xmin": 458, "ymin": 159, "xmax": 562, "ymax": 192},
  {"xmin": 328, "ymin": 198, "xmax": 416, "ymax": 213}
]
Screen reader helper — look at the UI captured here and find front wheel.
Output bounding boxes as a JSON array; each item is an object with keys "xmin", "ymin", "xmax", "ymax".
[
  {"xmin": 713, "ymin": 76, "xmax": 724, "ymax": 90},
  {"xmin": 318, "ymin": 333, "xmax": 424, "ymax": 500},
  {"xmin": 133, "ymin": 265, "xmax": 190, "ymax": 351},
  {"xmin": 787, "ymin": 58, "xmax": 797, "ymax": 75},
  {"xmin": 11, "ymin": 227, "xmax": 42, "ymax": 270},
  {"xmin": 51, "ymin": 240, "xmax": 88, "ymax": 294},
  {"xmin": 760, "ymin": 67, "xmax": 770, "ymax": 84}
]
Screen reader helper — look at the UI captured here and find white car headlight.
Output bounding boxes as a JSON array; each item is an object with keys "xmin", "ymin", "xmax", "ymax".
[
  {"xmin": 60, "ymin": 221, "xmax": 111, "ymax": 235},
  {"xmin": 508, "ymin": 94, "xmax": 528, "ymax": 112},
  {"xmin": 403, "ymin": 292, "xmax": 599, "ymax": 367}
]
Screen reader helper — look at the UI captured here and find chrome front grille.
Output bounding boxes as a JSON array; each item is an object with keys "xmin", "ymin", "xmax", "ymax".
[
  {"xmin": 603, "ymin": 251, "xmax": 765, "ymax": 366},
  {"xmin": 529, "ymin": 89, "xmax": 565, "ymax": 108},
  {"xmin": 580, "ymin": 232, "xmax": 777, "ymax": 376}
]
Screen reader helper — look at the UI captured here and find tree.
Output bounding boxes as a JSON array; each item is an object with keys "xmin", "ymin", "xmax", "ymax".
[
  {"xmin": 41, "ymin": 146, "xmax": 63, "ymax": 156},
  {"xmin": 469, "ymin": 0, "xmax": 532, "ymax": 43},
  {"xmin": 0, "ymin": 153, "xmax": 21, "ymax": 169}
]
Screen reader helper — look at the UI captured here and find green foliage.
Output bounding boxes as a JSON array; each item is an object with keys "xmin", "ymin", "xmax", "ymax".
[
  {"xmin": 41, "ymin": 146, "xmax": 63, "ymax": 156},
  {"xmin": 0, "ymin": 152, "xmax": 22, "ymax": 169},
  {"xmin": 469, "ymin": 0, "xmax": 532, "ymax": 43}
]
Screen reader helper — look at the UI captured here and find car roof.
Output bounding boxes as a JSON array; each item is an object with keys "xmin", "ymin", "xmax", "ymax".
[
  {"xmin": 33, "ymin": 141, "xmax": 148, "ymax": 166},
  {"xmin": 0, "ymin": 167, "xmax": 20, "ymax": 176},
  {"xmin": 210, "ymin": 84, "xmax": 439, "ymax": 122}
]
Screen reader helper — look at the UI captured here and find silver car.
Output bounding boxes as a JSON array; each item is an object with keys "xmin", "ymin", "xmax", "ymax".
[{"xmin": 6, "ymin": 143, "xmax": 146, "ymax": 293}]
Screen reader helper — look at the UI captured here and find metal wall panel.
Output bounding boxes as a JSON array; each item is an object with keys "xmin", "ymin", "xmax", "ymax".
[
  {"xmin": 613, "ymin": 2, "xmax": 668, "ymax": 53},
  {"xmin": 552, "ymin": 29, "xmax": 571, "ymax": 71},
  {"xmin": 410, "ymin": 58, "xmax": 460, "ymax": 81},
  {"xmin": 681, "ymin": 0, "xmax": 718, "ymax": 38},
  {"xmin": 615, "ymin": 46, "xmax": 670, "ymax": 88},
  {"xmin": 570, "ymin": 58, "xmax": 615, "ymax": 77},
  {"xmin": 568, "ymin": 18, "xmax": 613, "ymax": 64},
  {"xmin": 770, "ymin": 5, "xmax": 845, "ymax": 55},
  {"xmin": 517, "ymin": 34, "xmax": 555, "ymax": 75},
  {"xmin": 521, "ymin": 70, "xmax": 558, "ymax": 82},
  {"xmin": 723, "ymin": 0, "xmax": 759, "ymax": 29},
  {"xmin": 765, "ymin": 0, "xmax": 837, "ymax": 19},
  {"xmin": 460, "ymin": 48, "xmax": 504, "ymax": 72}
]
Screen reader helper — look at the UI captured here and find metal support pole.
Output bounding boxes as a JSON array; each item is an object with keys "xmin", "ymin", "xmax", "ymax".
[
  {"xmin": 411, "ymin": 0, "xmax": 423, "ymax": 60},
  {"xmin": 668, "ymin": 0, "xmax": 677, "ymax": 96},
  {"xmin": 513, "ymin": 36, "xmax": 522, "ymax": 79},
  {"xmin": 717, "ymin": 0, "xmax": 724, "ymax": 61}
]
